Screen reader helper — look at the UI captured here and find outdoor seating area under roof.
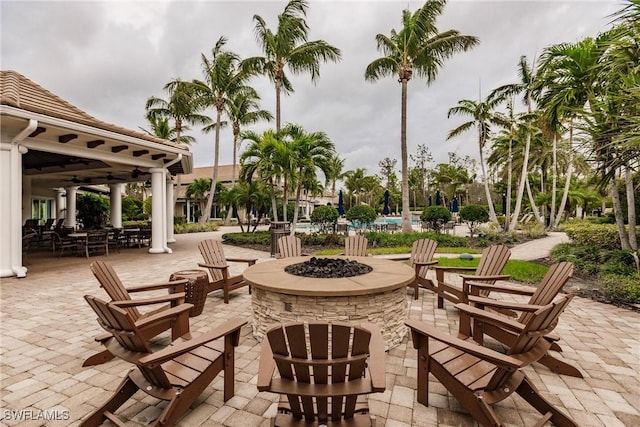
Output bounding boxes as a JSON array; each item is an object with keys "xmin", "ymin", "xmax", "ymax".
[{"xmin": 0, "ymin": 70, "xmax": 193, "ymax": 278}]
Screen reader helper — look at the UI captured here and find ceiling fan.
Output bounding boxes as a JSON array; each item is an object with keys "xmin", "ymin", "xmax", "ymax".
[
  {"xmin": 70, "ymin": 176, "xmax": 91, "ymax": 184},
  {"xmin": 105, "ymin": 173, "xmax": 126, "ymax": 181},
  {"xmin": 131, "ymin": 167, "xmax": 146, "ymax": 179}
]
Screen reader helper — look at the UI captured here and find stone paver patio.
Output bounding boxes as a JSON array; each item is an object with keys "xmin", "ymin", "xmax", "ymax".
[{"xmin": 1, "ymin": 229, "xmax": 638, "ymax": 426}]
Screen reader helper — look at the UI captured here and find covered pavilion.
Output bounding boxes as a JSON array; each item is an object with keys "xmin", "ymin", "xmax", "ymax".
[{"xmin": 0, "ymin": 70, "xmax": 193, "ymax": 278}]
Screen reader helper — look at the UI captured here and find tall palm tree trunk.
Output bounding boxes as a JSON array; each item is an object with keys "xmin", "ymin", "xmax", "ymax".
[
  {"xmin": 291, "ymin": 173, "xmax": 303, "ymax": 236},
  {"xmin": 400, "ymin": 79, "xmax": 412, "ymax": 233},
  {"xmin": 224, "ymin": 134, "xmax": 239, "ymax": 225},
  {"xmin": 201, "ymin": 109, "xmax": 223, "ymax": 224},
  {"xmin": 275, "ymin": 77, "xmax": 282, "ymax": 132},
  {"xmin": 611, "ymin": 178, "xmax": 631, "ymax": 250},
  {"xmin": 552, "ymin": 124, "xmax": 574, "ymax": 230},
  {"xmin": 505, "ymin": 136, "xmax": 512, "ymax": 231},
  {"xmin": 478, "ymin": 127, "xmax": 498, "ymax": 225},
  {"xmin": 526, "ymin": 175, "xmax": 544, "ymax": 226},
  {"xmin": 509, "ymin": 130, "xmax": 532, "ymax": 230},
  {"xmin": 269, "ymin": 179, "xmax": 278, "ymax": 222},
  {"xmin": 550, "ymin": 134, "xmax": 558, "ymax": 228},
  {"xmin": 624, "ymin": 167, "xmax": 637, "ymax": 250}
]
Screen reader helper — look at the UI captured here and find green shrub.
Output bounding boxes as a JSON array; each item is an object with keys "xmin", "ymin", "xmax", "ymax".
[
  {"xmin": 346, "ymin": 205, "xmax": 377, "ymax": 229},
  {"xmin": 521, "ymin": 222, "xmax": 546, "ymax": 238},
  {"xmin": 174, "ymin": 216, "xmax": 187, "ymax": 226},
  {"xmin": 77, "ymin": 193, "xmax": 109, "ymax": 229},
  {"xmin": 601, "ymin": 273, "xmax": 640, "ymax": 303},
  {"xmin": 420, "ymin": 206, "xmax": 451, "ymax": 233},
  {"xmin": 222, "ymin": 230, "xmax": 271, "ymax": 245},
  {"xmin": 459, "ymin": 205, "xmax": 488, "ymax": 237},
  {"xmin": 299, "ymin": 232, "xmax": 345, "ymax": 247},
  {"xmin": 477, "ymin": 223, "xmax": 500, "ymax": 241},
  {"xmin": 122, "ymin": 220, "xmax": 150, "ymax": 228},
  {"xmin": 564, "ymin": 222, "xmax": 621, "ymax": 249},
  {"xmin": 174, "ymin": 221, "xmax": 220, "ymax": 234},
  {"xmin": 364, "ymin": 231, "xmax": 467, "ymax": 248},
  {"xmin": 122, "ymin": 196, "xmax": 143, "ymax": 221},
  {"xmin": 310, "ymin": 206, "xmax": 339, "ymax": 233}
]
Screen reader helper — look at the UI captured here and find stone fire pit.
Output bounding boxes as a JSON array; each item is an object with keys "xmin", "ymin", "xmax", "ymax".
[
  {"xmin": 242, "ymin": 256, "xmax": 415, "ymax": 350},
  {"xmin": 285, "ymin": 257, "xmax": 373, "ymax": 278}
]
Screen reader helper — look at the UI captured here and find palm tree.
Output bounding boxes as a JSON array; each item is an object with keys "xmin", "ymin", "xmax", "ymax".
[
  {"xmin": 490, "ymin": 56, "xmax": 539, "ymax": 230},
  {"xmin": 447, "ymin": 96, "xmax": 505, "ymax": 225},
  {"xmin": 224, "ymin": 88, "xmax": 273, "ymax": 224},
  {"xmin": 226, "ymin": 88, "xmax": 273, "ymax": 188},
  {"xmin": 185, "ymin": 178, "xmax": 212, "ymax": 222},
  {"xmin": 343, "ymin": 168, "xmax": 367, "ymax": 208},
  {"xmin": 140, "ymin": 115, "xmax": 195, "ymax": 145},
  {"xmin": 240, "ymin": 129, "xmax": 283, "ymax": 221},
  {"xmin": 146, "ymin": 78, "xmax": 210, "ymax": 208},
  {"xmin": 284, "ymin": 124, "xmax": 335, "ymax": 233},
  {"xmin": 193, "ymin": 37, "xmax": 252, "ymax": 224},
  {"xmin": 244, "ymin": 0, "xmax": 341, "ymax": 131},
  {"xmin": 325, "ymin": 154, "xmax": 346, "ymax": 202},
  {"xmin": 365, "ymin": 0, "xmax": 478, "ymax": 232}
]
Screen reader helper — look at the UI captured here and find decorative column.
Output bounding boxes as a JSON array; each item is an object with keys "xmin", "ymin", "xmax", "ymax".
[
  {"xmin": 65, "ymin": 186, "xmax": 78, "ymax": 229},
  {"xmin": 149, "ymin": 168, "xmax": 166, "ymax": 254},
  {"xmin": 0, "ymin": 142, "xmax": 14, "ymax": 277},
  {"xmin": 109, "ymin": 183, "xmax": 123, "ymax": 229},
  {"xmin": 55, "ymin": 188, "xmax": 66, "ymax": 220},
  {"xmin": 186, "ymin": 199, "xmax": 191, "ymax": 223},
  {"xmin": 166, "ymin": 175, "xmax": 175, "ymax": 244}
]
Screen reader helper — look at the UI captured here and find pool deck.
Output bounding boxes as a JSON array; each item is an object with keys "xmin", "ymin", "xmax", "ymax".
[{"xmin": 1, "ymin": 228, "xmax": 638, "ymax": 426}]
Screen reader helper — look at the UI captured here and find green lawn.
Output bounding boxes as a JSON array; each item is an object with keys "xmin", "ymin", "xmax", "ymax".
[{"xmin": 433, "ymin": 257, "xmax": 548, "ymax": 284}]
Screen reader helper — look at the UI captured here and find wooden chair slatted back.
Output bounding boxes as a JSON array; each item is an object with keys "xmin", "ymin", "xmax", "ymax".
[
  {"xmin": 84, "ymin": 295, "xmax": 171, "ymax": 388},
  {"xmin": 345, "ymin": 235, "xmax": 368, "ymax": 257},
  {"xmin": 474, "ymin": 245, "xmax": 511, "ymax": 297},
  {"xmin": 409, "ymin": 239, "xmax": 438, "ymax": 278},
  {"xmin": 277, "ymin": 235, "xmax": 302, "ymax": 258},
  {"xmin": 487, "ymin": 294, "xmax": 574, "ymax": 389},
  {"xmin": 90, "ymin": 261, "xmax": 139, "ymax": 320},
  {"xmin": 520, "ymin": 262, "xmax": 574, "ymax": 324},
  {"xmin": 266, "ymin": 322, "xmax": 372, "ymax": 422},
  {"xmin": 198, "ymin": 239, "xmax": 227, "ymax": 282}
]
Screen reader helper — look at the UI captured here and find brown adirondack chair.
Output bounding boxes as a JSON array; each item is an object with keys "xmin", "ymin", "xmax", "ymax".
[
  {"xmin": 406, "ymin": 294, "xmax": 578, "ymax": 427},
  {"xmin": 393, "ymin": 239, "xmax": 439, "ymax": 300},
  {"xmin": 276, "ymin": 235, "xmax": 310, "ymax": 258},
  {"xmin": 82, "ymin": 260, "xmax": 192, "ymax": 367},
  {"xmin": 427, "ymin": 244, "xmax": 511, "ymax": 309},
  {"xmin": 81, "ymin": 295, "xmax": 246, "ymax": 427},
  {"xmin": 197, "ymin": 239, "xmax": 257, "ymax": 304},
  {"xmin": 344, "ymin": 234, "xmax": 369, "ymax": 257},
  {"xmin": 257, "ymin": 322, "xmax": 386, "ymax": 427},
  {"xmin": 465, "ymin": 261, "xmax": 582, "ymax": 377}
]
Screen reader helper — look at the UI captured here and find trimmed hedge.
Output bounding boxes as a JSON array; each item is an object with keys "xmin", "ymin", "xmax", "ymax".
[
  {"xmin": 364, "ymin": 231, "xmax": 467, "ymax": 248},
  {"xmin": 564, "ymin": 222, "xmax": 622, "ymax": 250}
]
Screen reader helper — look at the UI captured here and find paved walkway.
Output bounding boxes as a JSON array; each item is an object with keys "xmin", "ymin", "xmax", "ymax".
[{"xmin": 1, "ymin": 229, "xmax": 638, "ymax": 426}]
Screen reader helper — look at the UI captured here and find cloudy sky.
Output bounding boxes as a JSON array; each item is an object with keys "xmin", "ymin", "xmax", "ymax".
[{"xmin": 1, "ymin": 0, "xmax": 621, "ymax": 180}]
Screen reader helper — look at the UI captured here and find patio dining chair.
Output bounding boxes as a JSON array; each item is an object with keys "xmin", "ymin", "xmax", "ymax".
[
  {"xmin": 406, "ymin": 294, "xmax": 578, "ymax": 427},
  {"xmin": 257, "ymin": 322, "xmax": 386, "ymax": 427},
  {"xmin": 81, "ymin": 295, "xmax": 246, "ymax": 427},
  {"xmin": 82, "ymin": 260, "xmax": 192, "ymax": 366}
]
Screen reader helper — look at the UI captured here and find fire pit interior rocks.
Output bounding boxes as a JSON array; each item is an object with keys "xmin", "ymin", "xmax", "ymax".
[{"xmin": 285, "ymin": 257, "xmax": 373, "ymax": 278}]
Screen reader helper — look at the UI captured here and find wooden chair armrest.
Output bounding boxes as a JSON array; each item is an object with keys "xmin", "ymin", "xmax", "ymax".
[
  {"xmin": 198, "ymin": 262, "xmax": 230, "ymax": 270},
  {"xmin": 134, "ymin": 303, "xmax": 194, "ymax": 330},
  {"xmin": 455, "ymin": 303, "xmax": 527, "ymax": 333},
  {"xmin": 414, "ymin": 260, "xmax": 438, "ymax": 267},
  {"xmin": 225, "ymin": 257, "xmax": 258, "ymax": 266},
  {"xmin": 460, "ymin": 274, "xmax": 510, "ymax": 282},
  {"xmin": 140, "ymin": 317, "xmax": 247, "ymax": 367},
  {"xmin": 110, "ymin": 293, "xmax": 186, "ymax": 308},
  {"xmin": 468, "ymin": 281, "xmax": 536, "ymax": 296},
  {"xmin": 126, "ymin": 279, "xmax": 188, "ymax": 293},
  {"xmin": 434, "ymin": 265, "xmax": 477, "ymax": 273},
  {"xmin": 468, "ymin": 295, "xmax": 544, "ymax": 312},
  {"xmin": 361, "ymin": 323, "xmax": 386, "ymax": 392},
  {"xmin": 405, "ymin": 319, "xmax": 522, "ymax": 369},
  {"xmin": 257, "ymin": 339, "xmax": 276, "ymax": 391}
]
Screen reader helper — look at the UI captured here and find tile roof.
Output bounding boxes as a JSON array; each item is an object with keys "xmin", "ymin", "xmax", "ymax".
[{"xmin": 0, "ymin": 70, "xmax": 185, "ymax": 150}]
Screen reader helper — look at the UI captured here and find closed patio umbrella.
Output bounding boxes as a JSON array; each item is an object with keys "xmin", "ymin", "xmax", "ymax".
[
  {"xmin": 337, "ymin": 190, "xmax": 345, "ymax": 215},
  {"xmin": 435, "ymin": 190, "xmax": 441, "ymax": 206},
  {"xmin": 452, "ymin": 196, "xmax": 459, "ymax": 213},
  {"xmin": 383, "ymin": 190, "xmax": 390, "ymax": 215}
]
